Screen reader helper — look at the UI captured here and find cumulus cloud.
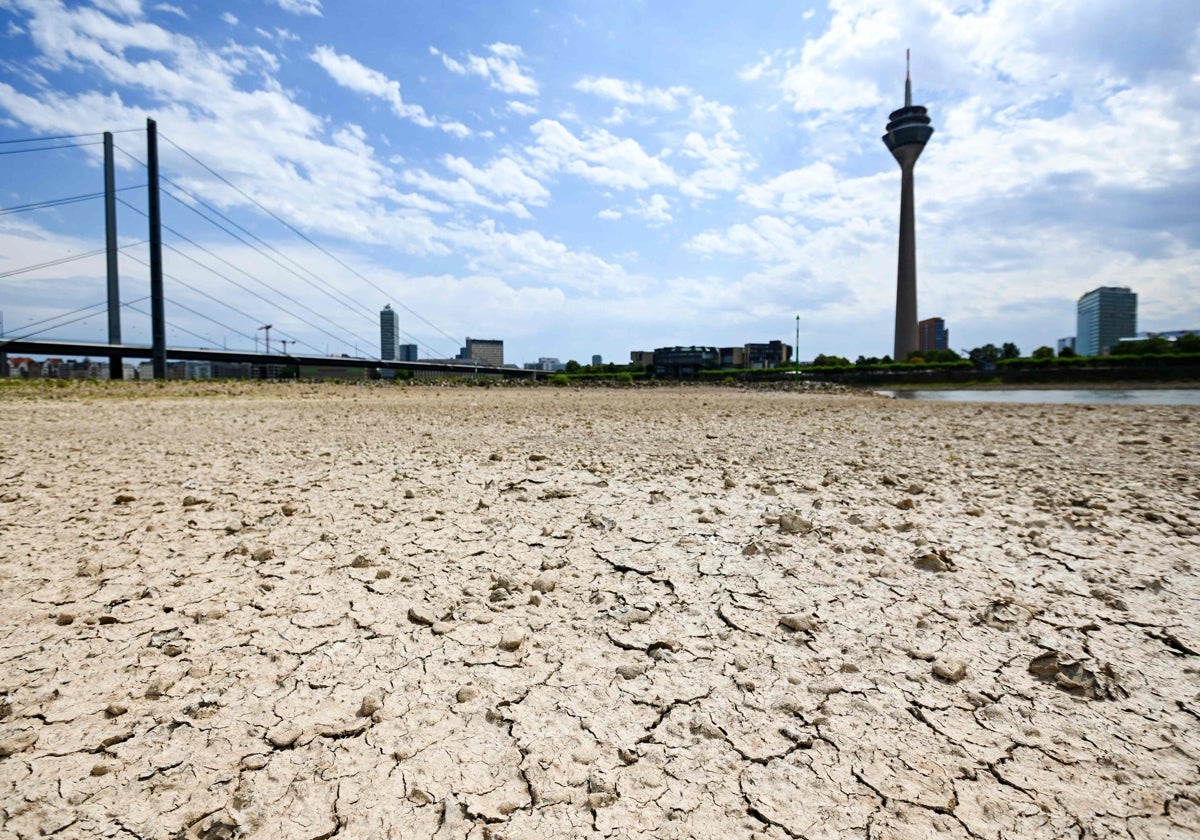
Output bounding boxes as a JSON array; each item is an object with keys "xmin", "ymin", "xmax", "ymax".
[
  {"xmin": 573, "ymin": 76, "xmax": 689, "ymax": 110},
  {"xmin": 430, "ymin": 43, "xmax": 538, "ymax": 97},
  {"xmin": 274, "ymin": 0, "xmax": 321, "ymax": 16},
  {"xmin": 527, "ymin": 119, "xmax": 676, "ymax": 191},
  {"xmin": 219, "ymin": 11, "xmax": 237, "ymax": 25},
  {"xmin": 310, "ymin": 46, "xmax": 470, "ymax": 136},
  {"xmin": 91, "ymin": 0, "xmax": 144, "ymax": 17},
  {"xmin": 629, "ymin": 194, "xmax": 672, "ymax": 225}
]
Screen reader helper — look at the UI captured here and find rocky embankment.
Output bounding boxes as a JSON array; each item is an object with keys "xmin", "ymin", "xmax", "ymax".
[{"xmin": 0, "ymin": 384, "xmax": 1197, "ymax": 838}]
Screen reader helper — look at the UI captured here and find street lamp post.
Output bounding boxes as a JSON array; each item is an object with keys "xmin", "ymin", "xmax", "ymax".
[{"xmin": 795, "ymin": 315, "xmax": 800, "ymax": 378}]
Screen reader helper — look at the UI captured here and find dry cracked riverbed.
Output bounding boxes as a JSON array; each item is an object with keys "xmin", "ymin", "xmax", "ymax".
[{"xmin": 1, "ymin": 382, "xmax": 1198, "ymax": 839}]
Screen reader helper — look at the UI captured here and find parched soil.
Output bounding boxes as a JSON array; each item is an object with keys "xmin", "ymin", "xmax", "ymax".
[{"xmin": 0, "ymin": 383, "xmax": 1197, "ymax": 838}]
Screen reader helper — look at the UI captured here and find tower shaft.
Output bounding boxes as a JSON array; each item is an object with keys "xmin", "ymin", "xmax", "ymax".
[{"xmin": 894, "ymin": 152, "xmax": 919, "ymax": 360}]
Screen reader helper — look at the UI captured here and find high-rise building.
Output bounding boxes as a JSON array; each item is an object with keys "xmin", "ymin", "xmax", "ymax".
[
  {"xmin": 883, "ymin": 50, "xmax": 934, "ymax": 361},
  {"xmin": 1076, "ymin": 287, "xmax": 1136, "ymax": 356},
  {"xmin": 918, "ymin": 317, "xmax": 948, "ymax": 352},
  {"xmin": 464, "ymin": 337, "xmax": 503, "ymax": 366},
  {"xmin": 592, "ymin": 355, "xmax": 602, "ymax": 366},
  {"xmin": 398, "ymin": 344, "xmax": 418, "ymax": 362},
  {"xmin": 380, "ymin": 305, "xmax": 398, "ymax": 361}
]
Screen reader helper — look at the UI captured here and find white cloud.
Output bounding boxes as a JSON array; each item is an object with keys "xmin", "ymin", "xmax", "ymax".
[
  {"xmin": 273, "ymin": 0, "xmax": 321, "ymax": 16},
  {"xmin": 441, "ymin": 154, "xmax": 549, "ymax": 205},
  {"xmin": 91, "ymin": 0, "xmax": 144, "ymax": 17},
  {"xmin": 597, "ymin": 209, "xmax": 621, "ymax": 220},
  {"xmin": 573, "ymin": 76, "xmax": 688, "ymax": 110},
  {"xmin": 430, "ymin": 43, "xmax": 538, "ymax": 96},
  {"xmin": 153, "ymin": 4, "xmax": 187, "ymax": 19},
  {"xmin": 629, "ymin": 194, "xmax": 672, "ymax": 225},
  {"xmin": 507, "ymin": 100, "xmax": 537, "ymax": 117},
  {"xmin": 219, "ymin": 11, "xmax": 237, "ymax": 25},
  {"xmin": 527, "ymin": 119, "xmax": 676, "ymax": 191},
  {"xmin": 310, "ymin": 46, "xmax": 469, "ymax": 136},
  {"xmin": 401, "ymin": 168, "xmax": 531, "ymax": 218}
]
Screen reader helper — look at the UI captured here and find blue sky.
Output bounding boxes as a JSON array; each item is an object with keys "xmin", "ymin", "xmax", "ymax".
[{"xmin": 1, "ymin": 0, "xmax": 1197, "ymax": 365}]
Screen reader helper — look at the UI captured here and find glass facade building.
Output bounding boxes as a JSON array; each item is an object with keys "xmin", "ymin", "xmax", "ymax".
[
  {"xmin": 380, "ymin": 305, "xmax": 398, "ymax": 361},
  {"xmin": 917, "ymin": 317, "xmax": 948, "ymax": 352},
  {"xmin": 1076, "ymin": 287, "xmax": 1136, "ymax": 356}
]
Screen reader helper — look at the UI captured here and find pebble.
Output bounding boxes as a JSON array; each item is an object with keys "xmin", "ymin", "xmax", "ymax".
[
  {"xmin": 105, "ymin": 702, "xmax": 128, "ymax": 717},
  {"xmin": 0, "ymin": 730, "xmax": 38, "ymax": 757},
  {"xmin": 55, "ymin": 613, "xmax": 75, "ymax": 626},
  {"xmin": 144, "ymin": 675, "xmax": 175, "ymax": 699},
  {"xmin": 779, "ymin": 613, "xmax": 816, "ymax": 633},
  {"xmin": 407, "ymin": 605, "xmax": 436, "ymax": 626},
  {"xmin": 778, "ymin": 514, "xmax": 813, "ymax": 535},
  {"xmin": 241, "ymin": 754, "xmax": 269, "ymax": 770},
  {"xmin": 616, "ymin": 663, "xmax": 647, "ymax": 680},
  {"xmin": 358, "ymin": 693, "xmax": 383, "ymax": 717},
  {"xmin": 251, "ymin": 547, "xmax": 274, "ymax": 562},
  {"xmin": 266, "ymin": 723, "xmax": 302, "ymax": 749},
  {"xmin": 933, "ymin": 658, "xmax": 968, "ymax": 683},
  {"xmin": 531, "ymin": 571, "xmax": 558, "ymax": 593},
  {"xmin": 499, "ymin": 630, "xmax": 526, "ymax": 651},
  {"xmin": 456, "ymin": 686, "xmax": 479, "ymax": 703}
]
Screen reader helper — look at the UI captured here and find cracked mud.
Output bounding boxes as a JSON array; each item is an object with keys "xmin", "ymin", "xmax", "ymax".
[{"xmin": 1, "ymin": 382, "xmax": 1198, "ymax": 838}]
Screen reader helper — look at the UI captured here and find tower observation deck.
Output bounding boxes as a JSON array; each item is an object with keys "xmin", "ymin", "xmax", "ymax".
[{"xmin": 882, "ymin": 50, "xmax": 934, "ymax": 361}]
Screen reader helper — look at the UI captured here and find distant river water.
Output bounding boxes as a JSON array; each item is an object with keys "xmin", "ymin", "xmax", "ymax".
[{"xmin": 874, "ymin": 388, "xmax": 1200, "ymax": 406}]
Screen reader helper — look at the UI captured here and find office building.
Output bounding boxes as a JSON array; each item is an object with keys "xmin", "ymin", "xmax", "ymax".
[
  {"xmin": 743, "ymin": 341, "xmax": 792, "ymax": 368},
  {"xmin": 398, "ymin": 344, "xmax": 418, "ymax": 362},
  {"xmin": 592, "ymin": 355, "xmax": 602, "ymax": 366},
  {"xmin": 1057, "ymin": 337, "xmax": 1075, "ymax": 355},
  {"xmin": 1076, "ymin": 287, "xmax": 1136, "ymax": 356},
  {"xmin": 464, "ymin": 338, "xmax": 504, "ymax": 367},
  {"xmin": 882, "ymin": 51, "xmax": 934, "ymax": 361},
  {"xmin": 918, "ymin": 317, "xmax": 948, "ymax": 352},
  {"xmin": 653, "ymin": 346, "xmax": 719, "ymax": 377},
  {"xmin": 380, "ymin": 305, "xmax": 398, "ymax": 361}
]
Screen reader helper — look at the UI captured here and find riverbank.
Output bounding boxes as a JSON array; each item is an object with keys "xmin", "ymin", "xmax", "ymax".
[
  {"xmin": 877, "ymin": 379, "xmax": 1200, "ymax": 391},
  {"xmin": 1, "ymin": 385, "xmax": 1197, "ymax": 838}
]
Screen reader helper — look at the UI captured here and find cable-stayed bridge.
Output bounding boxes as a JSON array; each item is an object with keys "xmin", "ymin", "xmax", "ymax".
[{"xmin": 0, "ymin": 120, "xmax": 533, "ymax": 380}]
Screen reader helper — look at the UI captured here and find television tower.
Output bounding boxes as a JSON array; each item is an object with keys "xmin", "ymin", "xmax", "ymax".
[{"xmin": 882, "ymin": 50, "xmax": 934, "ymax": 361}]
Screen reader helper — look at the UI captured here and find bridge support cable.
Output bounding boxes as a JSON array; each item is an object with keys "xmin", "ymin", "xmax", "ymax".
[
  {"xmin": 104, "ymin": 131, "xmax": 123, "ymax": 379},
  {"xmin": 122, "ymin": 249, "xmax": 304, "ymax": 355},
  {"xmin": 158, "ymin": 132, "xmax": 464, "ymax": 357}
]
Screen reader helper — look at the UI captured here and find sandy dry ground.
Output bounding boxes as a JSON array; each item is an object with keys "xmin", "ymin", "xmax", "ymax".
[{"xmin": 0, "ymin": 382, "xmax": 1198, "ymax": 839}]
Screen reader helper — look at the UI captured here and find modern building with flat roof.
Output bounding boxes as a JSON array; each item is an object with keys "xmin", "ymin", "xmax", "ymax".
[
  {"xmin": 1076, "ymin": 287, "xmax": 1136, "ymax": 356},
  {"xmin": 463, "ymin": 338, "xmax": 504, "ymax": 367},
  {"xmin": 918, "ymin": 317, "xmax": 948, "ymax": 352},
  {"xmin": 380, "ymin": 305, "xmax": 398, "ymax": 362}
]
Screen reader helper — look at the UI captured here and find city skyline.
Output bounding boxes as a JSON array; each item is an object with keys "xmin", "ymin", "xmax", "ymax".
[{"xmin": 1, "ymin": 2, "xmax": 1197, "ymax": 364}]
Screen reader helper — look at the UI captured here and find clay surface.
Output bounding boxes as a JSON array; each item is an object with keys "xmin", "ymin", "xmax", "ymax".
[{"xmin": 1, "ymin": 382, "xmax": 1197, "ymax": 838}]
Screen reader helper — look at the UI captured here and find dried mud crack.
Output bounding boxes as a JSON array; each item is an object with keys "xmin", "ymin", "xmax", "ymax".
[{"xmin": 1, "ymin": 382, "xmax": 1198, "ymax": 838}]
